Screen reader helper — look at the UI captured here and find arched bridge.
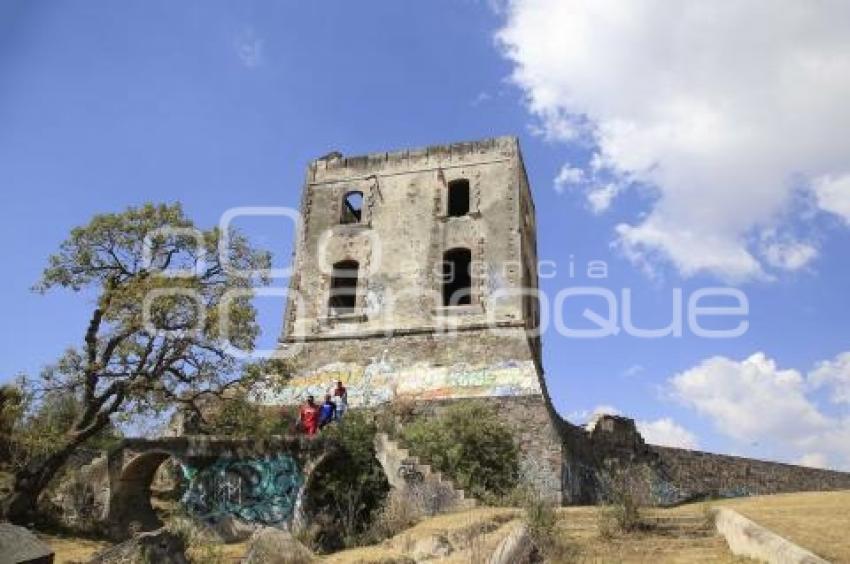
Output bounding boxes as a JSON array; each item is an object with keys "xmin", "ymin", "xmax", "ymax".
[{"xmin": 104, "ymin": 435, "xmax": 335, "ymax": 539}]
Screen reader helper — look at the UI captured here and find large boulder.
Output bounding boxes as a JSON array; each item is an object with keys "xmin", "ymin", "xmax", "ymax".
[
  {"xmin": 169, "ymin": 514, "xmax": 258, "ymax": 544},
  {"xmin": 206, "ymin": 514, "xmax": 259, "ymax": 543},
  {"xmin": 245, "ymin": 527, "xmax": 314, "ymax": 564},
  {"xmin": 48, "ymin": 453, "xmax": 110, "ymax": 533},
  {"xmin": 87, "ymin": 528, "xmax": 188, "ymax": 564},
  {"xmin": 0, "ymin": 523, "xmax": 55, "ymax": 564}
]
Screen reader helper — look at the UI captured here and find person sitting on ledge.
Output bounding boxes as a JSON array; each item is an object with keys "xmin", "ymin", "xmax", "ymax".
[
  {"xmin": 319, "ymin": 394, "xmax": 337, "ymax": 429},
  {"xmin": 333, "ymin": 380, "xmax": 348, "ymax": 420},
  {"xmin": 299, "ymin": 395, "xmax": 319, "ymax": 436}
]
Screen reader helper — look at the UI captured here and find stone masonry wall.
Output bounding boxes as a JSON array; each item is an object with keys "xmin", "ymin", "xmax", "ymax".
[
  {"xmin": 558, "ymin": 413, "xmax": 850, "ymax": 506},
  {"xmin": 282, "ymin": 136, "xmax": 535, "ymax": 346},
  {"xmin": 650, "ymin": 445, "xmax": 850, "ymax": 500}
]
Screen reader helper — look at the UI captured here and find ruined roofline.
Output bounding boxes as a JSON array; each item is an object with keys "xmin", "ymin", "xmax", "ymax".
[{"xmin": 307, "ymin": 135, "xmax": 520, "ymax": 180}]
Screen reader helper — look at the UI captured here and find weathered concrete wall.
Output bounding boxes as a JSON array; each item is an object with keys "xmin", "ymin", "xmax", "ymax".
[
  {"xmin": 713, "ymin": 507, "xmax": 829, "ymax": 564},
  {"xmin": 260, "ymin": 329, "xmax": 541, "ymax": 407}
]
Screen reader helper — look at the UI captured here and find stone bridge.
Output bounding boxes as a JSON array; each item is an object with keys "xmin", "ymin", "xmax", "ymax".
[{"xmin": 104, "ymin": 435, "xmax": 335, "ymax": 539}]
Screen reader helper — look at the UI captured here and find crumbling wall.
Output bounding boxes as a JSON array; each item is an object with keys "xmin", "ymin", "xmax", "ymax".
[
  {"xmin": 558, "ymin": 413, "xmax": 850, "ymax": 506},
  {"xmin": 649, "ymin": 445, "xmax": 850, "ymax": 500}
]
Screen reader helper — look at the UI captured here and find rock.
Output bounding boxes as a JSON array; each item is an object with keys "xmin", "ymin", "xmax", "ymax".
[
  {"xmin": 168, "ymin": 514, "xmax": 257, "ymax": 544},
  {"xmin": 207, "ymin": 514, "xmax": 258, "ymax": 543},
  {"xmin": 409, "ymin": 533, "xmax": 453, "ymax": 560},
  {"xmin": 49, "ymin": 453, "xmax": 110, "ymax": 532},
  {"xmin": 87, "ymin": 528, "xmax": 188, "ymax": 564},
  {"xmin": 244, "ymin": 527, "xmax": 314, "ymax": 564},
  {"xmin": 0, "ymin": 523, "xmax": 55, "ymax": 564},
  {"xmin": 388, "ymin": 532, "xmax": 453, "ymax": 561}
]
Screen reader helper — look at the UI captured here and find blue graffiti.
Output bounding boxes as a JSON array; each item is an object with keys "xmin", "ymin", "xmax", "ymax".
[{"xmin": 180, "ymin": 455, "xmax": 304, "ymax": 524}]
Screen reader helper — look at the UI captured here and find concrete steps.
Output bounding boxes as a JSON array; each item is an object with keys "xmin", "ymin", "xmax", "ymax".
[{"xmin": 374, "ymin": 432, "xmax": 477, "ymax": 512}]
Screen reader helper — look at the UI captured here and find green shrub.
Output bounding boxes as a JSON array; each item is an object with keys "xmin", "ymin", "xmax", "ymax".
[
  {"xmin": 203, "ymin": 396, "xmax": 293, "ymax": 437},
  {"xmin": 516, "ymin": 486, "xmax": 575, "ymax": 561},
  {"xmin": 401, "ymin": 403, "xmax": 519, "ymax": 499},
  {"xmin": 3, "ymin": 382, "xmax": 120, "ymax": 471},
  {"xmin": 303, "ymin": 412, "xmax": 390, "ymax": 552}
]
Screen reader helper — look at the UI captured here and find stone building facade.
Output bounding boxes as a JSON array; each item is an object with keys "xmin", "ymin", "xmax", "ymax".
[
  {"xmin": 264, "ymin": 135, "xmax": 850, "ymax": 506},
  {"xmin": 263, "ymin": 136, "xmax": 563, "ymax": 502}
]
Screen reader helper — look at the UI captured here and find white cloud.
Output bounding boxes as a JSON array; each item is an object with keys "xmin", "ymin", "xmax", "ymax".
[
  {"xmin": 798, "ymin": 453, "xmax": 829, "ymax": 469},
  {"xmin": 813, "ymin": 174, "xmax": 850, "ymax": 224},
  {"xmin": 669, "ymin": 352, "xmax": 850, "ymax": 469},
  {"xmin": 670, "ymin": 353, "xmax": 828, "ymax": 442},
  {"xmin": 471, "ymin": 91, "xmax": 492, "ymax": 107},
  {"xmin": 497, "ymin": 1, "xmax": 850, "ymax": 281},
  {"xmin": 761, "ymin": 240, "xmax": 818, "ymax": 271},
  {"xmin": 553, "ymin": 163, "xmax": 585, "ymax": 193},
  {"xmin": 553, "ymin": 162, "xmax": 622, "ymax": 212},
  {"xmin": 587, "ymin": 184, "xmax": 621, "ymax": 214},
  {"xmin": 621, "ymin": 364, "xmax": 644, "ymax": 378},
  {"xmin": 809, "ymin": 351, "xmax": 850, "ymax": 405},
  {"xmin": 235, "ymin": 28, "xmax": 264, "ymax": 68},
  {"xmin": 637, "ymin": 417, "xmax": 699, "ymax": 450}
]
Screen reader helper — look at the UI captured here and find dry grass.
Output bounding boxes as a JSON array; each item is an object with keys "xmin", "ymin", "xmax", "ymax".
[
  {"xmin": 37, "ymin": 533, "xmax": 113, "ymax": 564},
  {"xmin": 556, "ymin": 505, "xmax": 748, "ymax": 563},
  {"xmin": 711, "ymin": 489, "xmax": 850, "ymax": 563},
  {"xmin": 322, "ymin": 507, "xmax": 518, "ymax": 563},
  {"xmin": 34, "ymin": 491, "xmax": 850, "ymax": 563},
  {"xmin": 322, "ymin": 504, "xmax": 748, "ymax": 563}
]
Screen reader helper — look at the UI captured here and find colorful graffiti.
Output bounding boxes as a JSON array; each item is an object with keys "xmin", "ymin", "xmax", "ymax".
[
  {"xmin": 258, "ymin": 353, "xmax": 541, "ymax": 407},
  {"xmin": 180, "ymin": 455, "xmax": 303, "ymax": 524}
]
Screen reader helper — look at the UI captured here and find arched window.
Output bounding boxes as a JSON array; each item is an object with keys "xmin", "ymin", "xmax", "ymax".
[
  {"xmin": 328, "ymin": 260, "xmax": 359, "ymax": 315},
  {"xmin": 442, "ymin": 248, "xmax": 472, "ymax": 306},
  {"xmin": 340, "ymin": 191, "xmax": 363, "ymax": 224},
  {"xmin": 447, "ymin": 179, "xmax": 470, "ymax": 217}
]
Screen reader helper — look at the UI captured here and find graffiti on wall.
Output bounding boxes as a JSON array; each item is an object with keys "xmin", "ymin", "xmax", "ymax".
[
  {"xmin": 180, "ymin": 455, "xmax": 303, "ymax": 524},
  {"xmin": 258, "ymin": 353, "xmax": 541, "ymax": 407}
]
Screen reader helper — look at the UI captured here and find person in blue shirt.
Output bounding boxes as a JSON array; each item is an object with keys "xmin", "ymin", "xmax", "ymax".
[{"xmin": 318, "ymin": 394, "xmax": 337, "ymax": 429}]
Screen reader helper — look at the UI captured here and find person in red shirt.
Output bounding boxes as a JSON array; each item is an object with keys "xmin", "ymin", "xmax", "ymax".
[{"xmin": 299, "ymin": 395, "xmax": 319, "ymax": 436}]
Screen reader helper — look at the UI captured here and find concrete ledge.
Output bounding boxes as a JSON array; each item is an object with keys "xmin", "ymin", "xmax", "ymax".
[
  {"xmin": 487, "ymin": 521, "xmax": 532, "ymax": 564},
  {"xmin": 713, "ymin": 507, "xmax": 828, "ymax": 564}
]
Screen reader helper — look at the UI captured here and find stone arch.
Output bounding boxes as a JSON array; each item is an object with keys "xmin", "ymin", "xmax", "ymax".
[
  {"xmin": 296, "ymin": 441, "xmax": 389, "ymax": 548},
  {"xmin": 108, "ymin": 450, "xmax": 175, "ymax": 536}
]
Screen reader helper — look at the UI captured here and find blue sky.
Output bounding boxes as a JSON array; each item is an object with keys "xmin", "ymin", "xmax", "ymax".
[{"xmin": 2, "ymin": 0, "xmax": 850, "ymax": 469}]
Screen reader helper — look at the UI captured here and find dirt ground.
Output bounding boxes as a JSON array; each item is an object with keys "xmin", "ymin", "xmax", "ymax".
[{"xmin": 36, "ymin": 533, "xmax": 112, "ymax": 564}]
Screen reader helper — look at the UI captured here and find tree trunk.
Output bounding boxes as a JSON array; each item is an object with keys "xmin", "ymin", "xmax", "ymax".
[{"xmin": 1, "ymin": 442, "xmax": 79, "ymax": 524}]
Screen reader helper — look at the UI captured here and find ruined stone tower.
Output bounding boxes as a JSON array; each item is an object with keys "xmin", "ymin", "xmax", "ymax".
[{"xmin": 266, "ymin": 136, "xmax": 564, "ymax": 502}]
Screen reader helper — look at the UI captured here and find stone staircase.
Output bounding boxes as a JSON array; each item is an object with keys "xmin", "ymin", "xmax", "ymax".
[{"xmin": 374, "ymin": 432, "xmax": 477, "ymax": 512}]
